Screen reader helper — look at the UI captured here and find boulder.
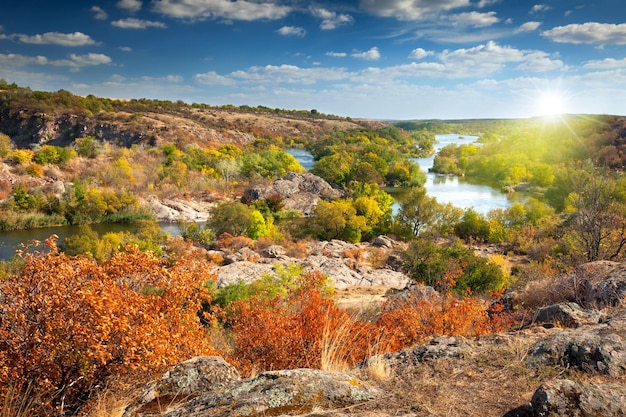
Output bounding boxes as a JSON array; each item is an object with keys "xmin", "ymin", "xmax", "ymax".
[
  {"xmin": 162, "ymin": 368, "xmax": 381, "ymax": 417},
  {"xmin": 383, "ymin": 336, "xmax": 469, "ymax": 367},
  {"xmin": 506, "ymin": 379, "xmax": 626, "ymax": 416},
  {"xmin": 581, "ymin": 261, "xmax": 626, "ymax": 307},
  {"xmin": 259, "ymin": 245, "xmax": 286, "ymax": 259},
  {"xmin": 526, "ymin": 312, "xmax": 626, "ymax": 375},
  {"xmin": 533, "ymin": 302, "xmax": 603, "ymax": 328},
  {"xmin": 242, "ymin": 173, "xmax": 343, "ymax": 216},
  {"xmin": 122, "ymin": 356, "xmax": 240, "ymax": 417}
]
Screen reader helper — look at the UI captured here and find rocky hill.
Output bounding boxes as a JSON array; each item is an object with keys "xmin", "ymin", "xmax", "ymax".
[{"xmin": 0, "ymin": 86, "xmax": 378, "ymax": 149}]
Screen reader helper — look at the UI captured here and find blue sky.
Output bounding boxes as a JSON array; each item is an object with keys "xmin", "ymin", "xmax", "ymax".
[{"xmin": 1, "ymin": 0, "xmax": 626, "ymax": 119}]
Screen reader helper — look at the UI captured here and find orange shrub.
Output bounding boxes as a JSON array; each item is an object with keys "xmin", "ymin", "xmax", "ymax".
[
  {"xmin": 0, "ymin": 237, "xmax": 217, "ymax": 415},
  {"xmin": 227, "ymin": 271, "xmax": 372, "ymax": 376}
]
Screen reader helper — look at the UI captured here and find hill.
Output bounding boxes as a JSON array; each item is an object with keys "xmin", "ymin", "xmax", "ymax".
[{"xmin": 0, "ymin": 82, "xmax": 378, "ymax": 149}]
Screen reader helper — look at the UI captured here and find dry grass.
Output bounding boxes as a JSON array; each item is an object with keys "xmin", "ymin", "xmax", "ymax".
[{"xmin": 1, "ymin": 384, "xmax": 39, "ymax": 417}]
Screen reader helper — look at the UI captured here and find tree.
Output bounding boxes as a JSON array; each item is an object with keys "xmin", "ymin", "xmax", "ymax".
[
  {"xmin": 566, "ymin": 173, "xmax": 626, "ymax": 261},
  {"xmin": 396, "ymin": 187, "xmax": 439, "ymax": 237},
  {"xmin": 311, "ymin": 199, "xmax": 368, "ymax": 242},
  {"xmin": 208, "ymin": 200, "xmax": 266, "ymax": 239}
]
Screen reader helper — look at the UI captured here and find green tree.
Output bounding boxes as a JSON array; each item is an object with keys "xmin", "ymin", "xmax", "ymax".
[
  {"xmin": 208, "ymin": 200, "xmax": 258, "ymax": 237},
  {"xmin": 396, "ymin": 187, "xmax": 439, "ymax": 237},
  {"xmin": 311, "ymin": 200, "xmax": 368, "ymax": 242}
]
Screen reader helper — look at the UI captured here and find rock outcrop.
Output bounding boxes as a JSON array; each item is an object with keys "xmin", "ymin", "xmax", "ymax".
[
  {"xmin": 526, "ymin": 311, "xmax": 626, "ymax": 376},
  {"xmin": 213, "ymin": 238, "xmax": 410, "ymax": 290},
  {"xmin": 141, "ymin": 195, "xmax": 216, "ymax": 223},
  {"xmin": 507, "ymin": 379, "xmax": 626, "ymax": 417},
  {"xmin": 123, "ymin": 356, "xmax": 240, "ymax": 417},
  {"xmin": 533, "ymin": 302, "xmax": 603, "ymax": 328},
  {"xmin": 125, "ymin": 360, "xmax": 380, "ymax": 417},
  {"xmin": 242, "ymin": 172, "xmax": 343, "ymax": 215}
]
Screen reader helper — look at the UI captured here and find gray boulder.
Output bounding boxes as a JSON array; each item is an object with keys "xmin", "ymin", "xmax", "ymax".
[
  {"xmin": 581, "ymin": 261, "xmax": 626, "ymax": 307},
  {"xmin": 242, "ymin": 172, "xmax": 343, "ymax": 216},
  {"xmin": 526, "ymin": 312, "xmax": 626, "ymax": 375},
  {"xmin": 123, "ymin": 356, "xmax": 240, "ymax": 417},
  {"xmin": 162, "ymin": 368, "xmax": 381, "ymax": 417},
  {"xmin": 506, "ymin": 379, "xmax": 626, "ymax": 416},
  {"xmin": 533, "ymin": 302, "xmax": 603, "ymax": 328}
]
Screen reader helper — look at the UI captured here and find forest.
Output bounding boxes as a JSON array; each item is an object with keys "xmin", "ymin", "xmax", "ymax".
[{"xmin": 1, "ymin": 83, "xmax": 626, "ymax": 416}]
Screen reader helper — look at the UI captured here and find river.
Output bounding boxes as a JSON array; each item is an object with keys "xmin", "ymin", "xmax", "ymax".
[
  {"xmin": 0, "ymin": 135, "xmax": 517, "ymax": 261},
  {"xmin": 409, "ymin": 134, "xmax": 522, "ymax": 214}
]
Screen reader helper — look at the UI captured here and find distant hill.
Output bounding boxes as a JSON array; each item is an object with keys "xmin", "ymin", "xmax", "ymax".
[{"xmin": 0, "ymin": 83, "xmax": 379, "ymax": 149}]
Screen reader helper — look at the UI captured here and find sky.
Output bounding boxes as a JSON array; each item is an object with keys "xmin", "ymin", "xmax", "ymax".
[{"xmin": 1, "ymin": 0, "xmax": 626, "ymax": 120}]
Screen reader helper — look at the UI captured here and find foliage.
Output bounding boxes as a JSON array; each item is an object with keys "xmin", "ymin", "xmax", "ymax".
[
  {"xmin": 207, "ymin": 200, "xmax": 267, "ymax": 239},
  {"xmin": 0, "ymin": 237, "xmax": 216, "ymax": 415},
  {"xmin": 226, "ymin": 271, "xmax": 371, "ymax": 375},
  {"xmin": 401, "ymin": 238, "xmax": 508, "ymax": 293},
  {"xmin": 310, "ymin": 199, "xmax": 368, "ymax": 243}
]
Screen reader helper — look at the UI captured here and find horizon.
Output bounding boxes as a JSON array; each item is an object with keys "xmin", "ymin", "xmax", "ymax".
[{"xmin": 1, "ymin": 1, "xmax": 626, "ymax": 119}]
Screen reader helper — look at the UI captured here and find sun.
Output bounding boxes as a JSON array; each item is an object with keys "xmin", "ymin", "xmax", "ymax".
[{"xmin": 536, "ymin": 91, "xmax": 567, "ymax": 117}]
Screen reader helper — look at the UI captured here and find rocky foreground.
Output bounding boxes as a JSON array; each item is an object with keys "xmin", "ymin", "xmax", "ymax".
[{"xmin": 114, "ymin": 261, "xmax": 626, "ymax": 417}]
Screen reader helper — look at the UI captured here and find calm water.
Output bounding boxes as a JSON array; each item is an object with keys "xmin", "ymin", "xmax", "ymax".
[
  {"xmin": 0, "ymin": 222, "xmax": 182, "ymax": 261},
  {"xmin": 413, "ymin": 134, "xmax": 521, "ymax": 214}
]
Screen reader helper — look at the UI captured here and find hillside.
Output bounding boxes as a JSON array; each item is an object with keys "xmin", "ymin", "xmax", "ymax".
[{"xmin": 0, "ymin": 83, "xmax": 377, "ymax": 149}]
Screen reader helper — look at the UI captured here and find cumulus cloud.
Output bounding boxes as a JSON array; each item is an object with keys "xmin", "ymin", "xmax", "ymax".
[
  {"xmin": 327, "ymin": 51, "xmax": 348, "ymax": 57},
  {"xmin": 152, "ymin": 0, "xmax": 291, "ymax": 21},
  {"xmin": 542, "ymin": 22, "xmax": 626, "ymax": 44},
  {"xmin": 437, "ymin": 41, "xmax": 562, "ymax": 76},
  {"xmin": 352, "ymin": 47, "xmax": 381, "ymax": 60},
  {"xmin": 531, "ymin": 4, "xmax": 550, "ymax": 13},
  {"xmin": 112, "ymin": 18, "xmax": 167, "ymax": 29},
  {"xmin": 117, "ymin": 0, "xmax": 142, "ymax": 12},
  {"xmin": 277, "ymin": 26, "xmax": 306, "ymax": 37},
  {"xmin": 309, "ymin": 7, "xmax": 354, "ymax": 30},
  {"xmin": 477, "ymin": 0, "xmax": 500, "ymax": 7},
  {"xmin": 583, "ymin": 57, "xmax": 626, "ymax": 69},
  {"xmin": 515, "ymin": 21, "xmax": 542, "ymax": 33},
  {"xmin": 408, "ymin": 47, "xmax": 433, "ymax": 59},
  {"xmin": 359, "ymin": 0, "xmax": 471, "ymax": 21},
  {"xmin": 11, "ymin": 32, "xmax": 97, "ymax": 46},
  {"xmin": 515, "ymin": 51, "xmax": 564, "ymax": 72},
  {"xmin": 448, "ymin": 11, "xmax": 499, "ymax": 27},
  {"xmin": 119, "ymin": 46, "xmax": 133, "ymax": 52},
  {"xmin": 196, "ymin": 64, "xmax": 352, "ymax": 86},
  {"xmin": 0, "ymin": 52, "xmax": 111, "ymax": 70},
  {"xmin": 91, "ymin": 6, "xmax": 108, "ymax": 20}
]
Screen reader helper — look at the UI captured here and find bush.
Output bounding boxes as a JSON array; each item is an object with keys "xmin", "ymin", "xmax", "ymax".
[{"xmin": 0, "ymin": 238, "xmax": 217, "ymax": 415}]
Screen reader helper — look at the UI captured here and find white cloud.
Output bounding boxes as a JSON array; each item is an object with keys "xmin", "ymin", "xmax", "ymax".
[
  {"xmin": 196, "ymin": 65, "xmax": 352, "ymax": 87},
  {"xmin": 408, "ymin": 48, "xmax": 433, "ymax": 59},
  {"xmin": 477, "ymin": 0, "xmax": 500, "ymax": 7},
  {"xmin": 141, "ymin": 75, "xmax": 183, "ymax": 83},
  {"xmin": 326, "ymin": 52, "xmax": 348, "ymax": 57},
  {"xmin": 152, "ymin": 0, "xmax": 291, "ymax": 21},
  {"xmin": 112, "ymin": 18, "xmax": 167, "ymax": 29},
  {"xmin": 110, "ymin": 74, "xmax": 126, "ymax": 82},
  {"xmin": 91, "ymin": 6, "xmax": 108, "ymax": 20},
  {"xmin": 515, "ymin": 21, "xmax": 542, "ymax": 33},
  {"xmin": 12, "ymin": 32, "xmax": 97, "ymax": 46},
  {"xmin": 542, "ymin": 22, "xmax": 626, "ymax": 44},
  {"xmin": 54, "ymin": 53, "xmax": 113, "ymax": 69},
  {"xmin": 117, "ymin": 0, "xmax": 142, "ymax": 12},
  {"xmin": 359, "ymin": 0, "xmax": 471, "ymax": 21},
  {"xmin": 0, "ymin": 52, "xmax": 111, "ymax": 70},
  {"xmin": 119, "ymin": 46, "xmax": 133, "ymax": 52},
  {"xmin": 309, "ymin": 7, "xmax": 354, "ymax": 30},
  {"xmin": 531, "ymin": 4, "xmax": 550, "ymax": 14},
  {"xmin": 277, "ymin": 26, "xmax": 306, "ymax": 37},
  {"xmin": 515, "ymin": 51, "xmax": 564, "ymax": 72},
  {"xmin": 352, "ymin": 47, "xmax": 381, "ymax": 61},
  {"xmin": 448, "ymin": 11, "xmax": 499, "ymax": 27},
  {"xmin": 195, "ymin": 71, "xmax": 237, "ymax": 86},
  {"xmin": 583, "ymin": 57, "xmax": 626, "ymax": 69}
]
